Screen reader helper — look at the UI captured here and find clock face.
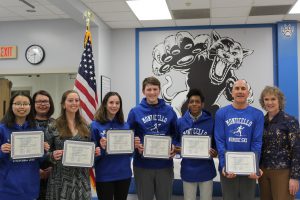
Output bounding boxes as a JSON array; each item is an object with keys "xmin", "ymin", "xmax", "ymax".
[{"xmin": 25, "ymin": 45, "xmax": 45, "ymax": 65}]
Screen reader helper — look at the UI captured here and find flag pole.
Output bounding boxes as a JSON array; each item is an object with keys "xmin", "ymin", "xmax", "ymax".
[{"xmin": 80, "ymin": 10, "xmax": 97, "ymax": 194}]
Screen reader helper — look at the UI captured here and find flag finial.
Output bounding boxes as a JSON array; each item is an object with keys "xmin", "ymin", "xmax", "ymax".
[{"xmin": 83, "ymin": 10, "xmax": 94, "ymax": 31}]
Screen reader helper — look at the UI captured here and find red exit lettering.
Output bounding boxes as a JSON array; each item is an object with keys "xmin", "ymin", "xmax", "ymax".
[{"xmin": 0, "ymin": 47, "xmax": 13, "ymax": 57}]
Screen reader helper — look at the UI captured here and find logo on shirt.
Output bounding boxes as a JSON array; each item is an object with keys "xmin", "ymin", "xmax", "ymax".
[
  {"xmin": 231, "ymin": 125, "xmax": 245, "ymax": 137},
  {"xmin": 149, "ymin": 123, "xmax": 162, "ymax": 132}
]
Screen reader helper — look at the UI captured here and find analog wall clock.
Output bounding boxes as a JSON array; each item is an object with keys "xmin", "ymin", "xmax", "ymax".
[{"xmin": 25, "ymin": 44, "xmax": 45, "ymax": 65}]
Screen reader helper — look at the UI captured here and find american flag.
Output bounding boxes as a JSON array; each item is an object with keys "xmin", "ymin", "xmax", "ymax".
[{"xmin": 74, "ymin": 30, "xmax": 98, "ymax": 124}]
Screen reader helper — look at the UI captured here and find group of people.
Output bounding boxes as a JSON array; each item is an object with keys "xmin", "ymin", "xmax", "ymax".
[{"xmin": 0, "ymin": 76, "xmax": 299, "ymax": 200}]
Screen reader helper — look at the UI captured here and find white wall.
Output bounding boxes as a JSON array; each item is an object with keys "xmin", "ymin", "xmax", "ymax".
[
  {"xmin": 111, "ymin": 29, "xmax": 136, "ymax": 118},
  {"xmin": 0, "ymin": 18, "xmax": 112, "ymax": 113},
  {"xmin": 0, "ymin": 19, "xmax": 100, "ymax": 74}
]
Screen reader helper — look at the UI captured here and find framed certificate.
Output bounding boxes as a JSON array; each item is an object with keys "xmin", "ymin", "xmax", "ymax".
[
  {"xmin": 143, "ymin": 135, "xmax": 171, "ymax": 159},
  {"xmin": 106, "ymin": 130, "xmax": 134, "ymax": 154},
  {"xmin": 62, "ymin": 140, "xmax": 95, "ymax": 168},
  {"xmin": 181, "ymin": 135, "xmax": 210, "ymax": 158},
  {"xmin": 11, "ymin": 131, "xmax": 44, "ymax": 159},
  {"xmin": 225, "ymin": 151, "xmax": 258, "ymax": 175}
]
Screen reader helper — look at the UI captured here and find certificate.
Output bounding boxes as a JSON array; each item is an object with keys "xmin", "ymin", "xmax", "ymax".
[
  {"xmin": 11, "ymin": 131, "xmax": 44, "ymax": 159},
  {"xmin": 143, "ymin": 135, "xmax": 171, "ymax": 159},
  {"xmin": 62, "ymin": 140, "xmax": 95, "ymax": 167},
  {"xmin": 225, "ymin": 151, "xmax": 258, "ymax": 175},
  {"xmin": 181, "ymin": 135, "xmax": 210, "ymax": 158},
  {"xmin": 106, "ymin": 130, "xmax": 134, "ymax": 154}
]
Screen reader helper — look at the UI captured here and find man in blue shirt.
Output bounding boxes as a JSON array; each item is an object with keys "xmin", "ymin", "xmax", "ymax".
[{"xmin": 214, "ymin": 79, "xmax": 264, "ymax": 200}]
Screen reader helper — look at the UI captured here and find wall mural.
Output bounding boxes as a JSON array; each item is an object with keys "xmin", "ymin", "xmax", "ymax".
[{"xmin": 139, "ymin": 27, "xmax": 274, "ymax": 117}]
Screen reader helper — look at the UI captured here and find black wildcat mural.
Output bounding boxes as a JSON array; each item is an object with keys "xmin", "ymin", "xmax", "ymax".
[{"xmin": 152, "ymin": 30, "xmax": 254, "ymax": 116}]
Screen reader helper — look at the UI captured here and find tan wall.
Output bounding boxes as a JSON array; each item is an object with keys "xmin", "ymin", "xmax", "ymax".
[{"xmin": 0, "ymin": 79, "xmax": 11, "ymax": 120}]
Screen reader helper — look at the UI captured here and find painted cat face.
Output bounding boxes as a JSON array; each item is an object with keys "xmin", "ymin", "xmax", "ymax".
[{"xmin": 208, "ymin": 31, "xmax": 253, "ymax": 85}]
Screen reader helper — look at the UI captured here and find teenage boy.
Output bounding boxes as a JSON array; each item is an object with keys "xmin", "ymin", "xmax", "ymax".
[
  {"xmin": 176, "ymin": 88, "xmax": 217, "ymax": 200},
  {"xmin": 127, "ymin": 76, "xmax": 178, "ymax": 200}
]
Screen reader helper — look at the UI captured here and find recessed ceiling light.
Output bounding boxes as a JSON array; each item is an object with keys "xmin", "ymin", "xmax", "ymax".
[
  {"xmin": 289, "ymin": 0, "xmax": 300, "ymax": 14},
  {"xmin": 126, "ymin": 0, "xmax": 172, "ymax": 20}
]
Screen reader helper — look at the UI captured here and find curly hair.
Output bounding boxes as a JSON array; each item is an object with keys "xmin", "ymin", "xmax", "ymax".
[{"xmin": 259, "ymin": 86, "xmax": 285, "ymax": 111}]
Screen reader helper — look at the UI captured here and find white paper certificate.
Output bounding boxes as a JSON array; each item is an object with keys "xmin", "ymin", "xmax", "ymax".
[
  {"xmin": 225, "ymin": 151, "xmax": 257, "ymax": 175},
  {"xmin": 143, "ymin": 135, "xmax": 171, "ymax": 159},
  {"xmin": 11, "ymin": 131, "xmax": 44, "ymax": 159},
  {"xmin": 62, "ymin": 140, "xmax": 95, "ymax": 167},
  {"xmin": 106, "ymin": 130, "xmax": 134, "ymax": 154},
  {"xmin": 181, "ymin": 135, "xmax": 210, "ymax": 158}
]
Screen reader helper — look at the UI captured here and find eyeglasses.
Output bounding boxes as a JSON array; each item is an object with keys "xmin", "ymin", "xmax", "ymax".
[
  {"xmin": 13, "ymin": 102, "xmax": 31, "ymax": 107},
  {"xmin": 35, "ymin": 100, "xmax": 50, "ymax": 105}
]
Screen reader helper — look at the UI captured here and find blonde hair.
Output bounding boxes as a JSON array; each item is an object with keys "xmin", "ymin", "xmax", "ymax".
[{"xmin": 259, "ymin": 86, "xmax": 285, "ymax": 111}]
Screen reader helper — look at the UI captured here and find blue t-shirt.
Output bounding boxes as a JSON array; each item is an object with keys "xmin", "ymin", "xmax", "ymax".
[{"xmin": 214, "ymin": 105, "xmax": 264, "ymax": 171}]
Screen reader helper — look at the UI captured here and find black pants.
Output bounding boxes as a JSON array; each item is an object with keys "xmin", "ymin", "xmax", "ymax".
[{"xmin": 96, "ymin": 178, "xmax": 131, "ymax": 200}]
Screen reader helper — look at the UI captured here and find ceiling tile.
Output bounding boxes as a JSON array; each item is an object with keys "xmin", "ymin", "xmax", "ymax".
[
  {"xmin": 99, "ymin": 12, "xmax": 137, "ymax": 21},
  {"xmin": 211, "ymin": 0, "xmax": 253, "ymax": 8},
  {"xmin": 84, "ymin": 1, "xmax": 130, "ymax": 13},
  {"xmin": 284, "ymin": 13, "xmax": 300, "ymax": 20},
  {"xmin": 0, "ymin": 7, "xmax": 18, "ymax": 17},
  {"xmin": 0, "ymin": 0, "xmax": 24, "ymax": 6},
  {"xmin": 105, "ymin": 20, "xmax": 142, "ymax": 28},
  {"xmin": 140, "ymin": 20, "xmax": 176, "ymax": 27},
  {"xmin": 172, "ymin": 9, "xmax": 210, "ymax": 19},
  {"xmin": 211, "ymin": 17, "xmax": 247, "ymax": 25},
  {"xmin": 211, "ymin": 7, "xmax": 250, "ymax": 17},
  {"xmin": 33, "ymin": 0, "xmax": 53, "ymax": 6},
  {"xmin": 254, "ymin": 0, "xmax": 296, "ymax": 6},
  {"xmin": 175, "ymin": 18, "xmax": 210, "ymax": 26},
  {"xmin": 168, "ymin": 0, "xmax": 210, "ymax": 10},
  {"xmin": 247, "ymin": 15, "xmax": 284, "ymax": 23},
  {"xmin": 8, "ymin": 5, "xmax": 53, "ymax": 16},
  {"xmin": 250, "ymin": 5, "xmax": 292, "ymax": 16},
  {"xmin": 44, "ymin": 5, "xmax": 66, "ymax": 15}
]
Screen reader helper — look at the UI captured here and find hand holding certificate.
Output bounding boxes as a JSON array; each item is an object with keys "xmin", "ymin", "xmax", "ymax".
[
  {"xmin": 62, "ymin": 140, "xmax": 95, "ymax": 168},
  {"xmin": 225, "ymin": 151, "xmax": 258, "ymax": 175},
  {"xmin": 181, "ymin": 135, "xmax": 210, "ymax": 159},
  {"xmin": 11, "ymin": 131, "xmax": 44, "ymax": 159},
  {"xmin": 106, "ymin": 130, "xmax": 134, "ymax": 154},
  {"xmin": 143, "ymin": 135, "xmax": 171, "ymax": 159}
]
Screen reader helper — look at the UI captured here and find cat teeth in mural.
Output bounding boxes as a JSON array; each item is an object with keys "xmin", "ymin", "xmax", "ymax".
[
  {"xmin": 208, "ymin": 31, "xmax": 253, "ymax": 85},
  {"xmin": 151, "ymin": 30, "xmax": 254, "ymax": 117}
]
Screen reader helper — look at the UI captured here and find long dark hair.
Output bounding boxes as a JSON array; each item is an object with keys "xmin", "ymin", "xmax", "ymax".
[
  {"xmin": 1, "ymin": 92, "xmax": 36, "ymax": 128},
  {"xmin": 94, "ymin": 92, "xmax": 124, "ymax": 124},
  {"xmin": 56, "ymin": 90, "xmax": 89, "ymax": 138},
  {"xmin": 32, "ymin": 90, "xmax": 55, "ymax": 118}
]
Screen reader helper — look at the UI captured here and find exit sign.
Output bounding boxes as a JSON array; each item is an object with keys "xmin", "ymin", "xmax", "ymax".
[{"xmin": 0, "ymin": 46, "xmax": 17, "ymax": 59}]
